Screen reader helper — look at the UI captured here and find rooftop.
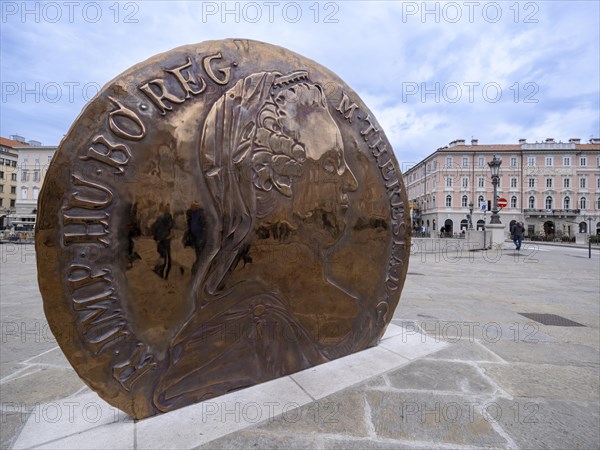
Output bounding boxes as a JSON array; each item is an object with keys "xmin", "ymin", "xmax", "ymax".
[{"xmin": 0, "ymin": 137, "xmax": 29, "ymax": 148}]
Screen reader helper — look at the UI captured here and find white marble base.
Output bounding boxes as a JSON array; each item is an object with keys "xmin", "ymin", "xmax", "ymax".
[{"xmin": 13, "ymin": 324, "xmax": 448, "ymax": 450}]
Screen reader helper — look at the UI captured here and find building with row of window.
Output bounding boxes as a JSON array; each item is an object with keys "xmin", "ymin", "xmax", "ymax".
[
  {"xmin": 0, "ymin": 137, "xmax": 22, "ymax": 227},
  {"xmin": 0, "ymin": 135, "xmax": 56, "ymax": 232},
  {"xmin": 13, "ymin": 143, "xmax": 57, "ymax": 231},
  {"xmin": 404, "ymin": 137, "xmax": 600, "ymax": 238}
]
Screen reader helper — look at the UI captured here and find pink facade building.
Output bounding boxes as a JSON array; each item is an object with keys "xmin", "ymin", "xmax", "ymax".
[{"xmin": 404, "ymin": 138, "xmax": 600, "ymax": 238}]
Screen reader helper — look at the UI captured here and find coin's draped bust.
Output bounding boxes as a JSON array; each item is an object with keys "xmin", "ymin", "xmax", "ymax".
[{"xmin": 36, "ymin": 39, "xmax": 410, "ymax": 419}]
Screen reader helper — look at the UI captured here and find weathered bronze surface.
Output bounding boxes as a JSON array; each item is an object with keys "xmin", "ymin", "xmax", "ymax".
[{"xmin": 36, "ymin": 39, "xmax": 410, "ymax": 419}]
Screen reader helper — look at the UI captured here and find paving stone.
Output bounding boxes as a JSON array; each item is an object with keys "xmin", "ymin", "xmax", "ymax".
[
  {"xmin": 0, "ymin": 361, "xmax": 27, "ymax": 380},
  {"xmin": 481, "ymin": 363, "xmax": 600, "ymax": 401},
  {"xmin": 416, "ymin": 320, "xmax": 559, "ymax": 343},
  {"xmin": 195, "ymin": 430, "xmax": 322, "ymax": 450},
  {"xmin": 381, "ymin": 323, "xmax": 404, "ymax": 340},
  {"xmin": 493, "ymin": 397, "xmax": 600, "ymax": 449},
  {"xmin": 366, "ymin": 390, "xmax": 507, "ymax": 447},
  {"xmin": 254, "ymin": 390, "xmax": 370, "ymax": 438},
  {"xmin": 0, "ymin": 411, "xmax": 28, "ymax": 450},
  {"xmin": 378, "ymin": 331, "xmax": 448, "ymax": 361},
  {"xmin": 567, "ymin": 314, "xmax": 600, "ymax": 328},
  {"xmin": 0, "ymin": 365, "xmax": 42, "ymax": 385},
  {"xmin": 1, "ymin": 367, "xmax": 85, "ymax": 405},
  {"xmin": 540, "ymin": 326, "xmax": 600, "ymax": 347},
  {"xmin": 35, "ymin": 421, "xmax": 134, "ymax": 450},
  {"xmin": 401, "ymin": 307, "xmax": 481, "ymax": 323},
  {"xmin": 11, "ymin": 391, "xmax": 130, "ymax": 450},
  {"xmin": 322, "ymin": 438, "xmax": 419, "ymax": 449},
  {"xmin": 290, "ymin": 346, "xmax": 409, "ymax": 400},
  {"xmin": 136, "ymin": 376, "xmax": 313, "ymax": 449},
  {"xmin": 389, "ymin": 320, "xmax": 421, "ymax": 331},
  {"xmin": 481, "ymin": 341, "xmax": 600, "ymax": 367},
  {"xmin": 3, "ymin": 240, "xmax": 599, "ymax": 449},
  {"xmin": 25, "ymin": 347, "xmax": 72, "ymax": 368},
  {"xmin": 427, "ymin": 339, "xmax": 504, "ymax": 362},
  {"xmin": 0, "ymin": 335, "xmax": 58, "ymax": 366},
  {"xmin": 386, "ymin": 359, "xmax": 497, "ymax": 395},
  {"xmin": 361, "ymin": 375, "xmax": 388, "ymax": 389}
]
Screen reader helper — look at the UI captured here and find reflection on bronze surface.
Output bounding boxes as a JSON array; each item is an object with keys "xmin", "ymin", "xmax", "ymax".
[{"xmin": 36, "ymin": 39, "xmax": 410, "ymax": 419}]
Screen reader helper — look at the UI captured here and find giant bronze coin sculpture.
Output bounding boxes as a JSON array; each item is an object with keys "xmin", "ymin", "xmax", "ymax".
[{"xmin": 36, "ymin": 39, "xmax": 410, "ymax": 419}]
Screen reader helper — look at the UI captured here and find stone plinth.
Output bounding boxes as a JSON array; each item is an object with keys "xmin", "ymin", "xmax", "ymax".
[
  {"xmin": 465, "ymin": 229, "xmax": 486, "ymax": 250},
  {"xmin": 486, "ymin": 223, "xmax": 506, "ymax": 248}
]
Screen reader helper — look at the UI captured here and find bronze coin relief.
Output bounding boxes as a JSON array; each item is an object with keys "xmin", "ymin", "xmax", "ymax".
[{"xmin": 36, "ymin": 39, "xmax": 410, "ymax": 419}]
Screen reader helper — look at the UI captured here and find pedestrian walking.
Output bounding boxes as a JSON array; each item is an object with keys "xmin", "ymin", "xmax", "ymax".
[{"xmin": 512, "ymin": 221, "xmax": 525, "ymax": 250}]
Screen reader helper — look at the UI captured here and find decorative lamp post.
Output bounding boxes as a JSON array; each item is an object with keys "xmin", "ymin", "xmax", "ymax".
[
  {"xmin": 586, "ymin": 215, "xmax": 594, "ymax": 258},
  {"xmin": 488, "ymin": 155, "xmax": 502, "ymax": 224}
]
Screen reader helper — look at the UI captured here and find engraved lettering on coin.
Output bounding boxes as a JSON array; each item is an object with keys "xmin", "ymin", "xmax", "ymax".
[{"xmin": 36, "ymin": 39, "xmax": 410, "ymax": 419}]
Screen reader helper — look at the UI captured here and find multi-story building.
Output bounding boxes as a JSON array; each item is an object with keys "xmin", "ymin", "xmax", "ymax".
[
  {"xmin": 13, "ymin": 142, "xmax": 57, "ymax": 232},
  {"xmin": 0, "ymin": 137, "xmax": 23, "ymax": 228},
  {"xmin": 404, "ymin": 138, "xmax": 600, "ymax": 238}
]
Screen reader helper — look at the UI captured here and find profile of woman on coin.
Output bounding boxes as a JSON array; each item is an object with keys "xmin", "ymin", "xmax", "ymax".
[
  {"xmin": 154, "ymin": 70, "xmax": 379, "ymax": 412},
  {"xmin": 35, "ymin": 39, "xmax": 410, "ymax": 420}
]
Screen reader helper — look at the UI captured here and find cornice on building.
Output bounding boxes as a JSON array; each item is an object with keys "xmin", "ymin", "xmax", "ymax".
[
  {"xmin": 14, "ymin": 146, "xmax": 57, "ymax": 150},
  {"xmin": 405, "ymin": 138, "xmax": 600, "ymax": 173}
]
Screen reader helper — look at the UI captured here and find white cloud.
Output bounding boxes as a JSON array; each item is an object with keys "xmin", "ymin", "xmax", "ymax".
[{"xmin": 1, "ymin": 0, "xmax": 598, "ymax": 163}]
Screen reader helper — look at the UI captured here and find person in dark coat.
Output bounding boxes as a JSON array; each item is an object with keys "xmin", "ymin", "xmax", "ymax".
[
  {"xmin": 512, "ymin": 221, "xmax": 525, "ymax": 250},
  {"xmin": 184, "ymin": 202, "xmax": 207, "ymax": 275},
  {"xmin": 151, "ymin": 203, "xmax": 174, "ymax": 279}
]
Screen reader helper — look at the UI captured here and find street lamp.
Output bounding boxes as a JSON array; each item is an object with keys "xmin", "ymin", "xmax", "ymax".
[
  {"xmin": 585, "ymin": 215, "xmax": 595, "ymax": 258},
  {"xmin": 488, "ymin": 155, "xmax": 502, "ymax": 224}
]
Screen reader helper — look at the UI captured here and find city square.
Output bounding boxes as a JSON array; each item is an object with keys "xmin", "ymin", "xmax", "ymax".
[
  {"xmin": 2, "ymin": 241, "xmax": 598, "ymax": 448},
  {"xmin": 2, "ymin": 1, "xmax": 599, "ymax": 449}
]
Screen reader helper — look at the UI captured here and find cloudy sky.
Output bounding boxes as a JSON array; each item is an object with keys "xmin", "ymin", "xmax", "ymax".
[{"xmin": 1, "ymin": 1, "xmax": 599, "ymax": 166}]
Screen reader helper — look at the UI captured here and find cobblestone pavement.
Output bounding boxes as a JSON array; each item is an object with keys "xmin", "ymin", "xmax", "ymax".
[{"xmin": 1, "ymin": 242, "xmax": 599, "ymax": 449}]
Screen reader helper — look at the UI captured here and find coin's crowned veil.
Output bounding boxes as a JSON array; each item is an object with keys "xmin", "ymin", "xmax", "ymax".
[
  {"xmin": 198, "ymin": 69, "xmax": 355, "ymax": 294},
  {"xmin": 35, "ymin": 39, "xmax": 410, "ymax": 418}
]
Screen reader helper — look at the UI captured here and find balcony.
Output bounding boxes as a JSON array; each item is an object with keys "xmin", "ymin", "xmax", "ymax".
[{"xmin": 524, "ymin": 208, "xmax": 580, "ymax": 217}]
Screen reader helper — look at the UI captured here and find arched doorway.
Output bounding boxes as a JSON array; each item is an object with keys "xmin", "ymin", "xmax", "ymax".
[
  {"xmin": 460, "ymin": 219, "xmax": 468, "ymax": 231},
  {"xmin": 477, "ymin": 219, "xmax": 485, "ymax": 231},
  {"xmin": 443, "ymin": 219, "xmax": 453, "ymax": 235},
  {"xmin": 596, "ymin": 222, "xmax": 600, "ymax": 235},
  {"xmin": 579, "ymin": 222, "xmax": 587, "ymax": 233},
  {"xmin": 543, "ymin": 220, "xmax": 555, "ymax": 236}
]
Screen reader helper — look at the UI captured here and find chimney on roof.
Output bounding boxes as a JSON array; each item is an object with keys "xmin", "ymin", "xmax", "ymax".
[
  {"xmin": 518, "ymin": 138, "xmax": 527, "ymax": 144},
  {"xmin": 590, "ymin": 137, "xmax": 600, "ymax": 144},
  {"xmin": 449, "ymin": 139, "xmax": 465, "ymax": 147},
  {"xmin": 569, "ymin": 138, "xmax": 581, "ymax": 144},
  {"xmin": 471, "ymin": 138, "xmax": 478, "ymax": 145},
  {"xmin": 545, "ymin": 138, "xmax": 555, "ymax": 143}
]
